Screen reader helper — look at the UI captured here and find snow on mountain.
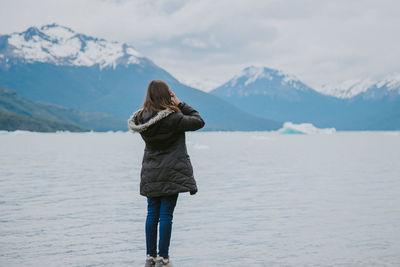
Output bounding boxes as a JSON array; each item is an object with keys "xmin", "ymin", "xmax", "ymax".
[
  {"xmin": 229, "ymin": 66, "xmax": 304, "ymax": 88},
  {"xmin": 211, "ymin": 65, "xmax": 400, "ymax": 130},
  {"xmin": 317, "ymin": 78, "xmax": 377, "ymax": 98},
  {"xmin": 376, "ymin": 73, "xmax": 400, "ymax": 91},
  {"xmin": 229, "ymin": 66, "xmax": 270, "ymax": 87},
  {"xmin": 212, "ymin": 66, "xmax": 313, "ymax": 97},
  {"xmin": 318, "ymin": 74, "xmax": 400, "ymax": 98},
  {"xmin": 213, "ymin": 65, "xmax": 400, "ymax": 100},
  {"xmin": 2, "ymin": 23, "xmax": 142, "ymax": 69}
]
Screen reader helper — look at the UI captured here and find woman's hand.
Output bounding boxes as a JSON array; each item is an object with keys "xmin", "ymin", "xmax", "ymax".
[{"xmin": 169, "ymin": 90, "xmax": 180, "ymax": 106}]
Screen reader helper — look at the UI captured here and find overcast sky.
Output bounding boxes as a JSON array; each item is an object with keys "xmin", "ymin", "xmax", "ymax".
[{"xmin": 1, "ymin": 0, "xmax": 399, "ymax": 91}]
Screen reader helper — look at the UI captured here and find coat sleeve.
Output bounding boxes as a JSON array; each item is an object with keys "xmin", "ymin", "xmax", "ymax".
[{"xmin": 174, "ymin": 102, "xmax": 205, "ymax": 132}]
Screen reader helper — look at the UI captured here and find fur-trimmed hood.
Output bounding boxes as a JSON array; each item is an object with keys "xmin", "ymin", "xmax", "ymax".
[{"xmin": 127, "ymin": 108, "xmax": 175, "ymax": 133}]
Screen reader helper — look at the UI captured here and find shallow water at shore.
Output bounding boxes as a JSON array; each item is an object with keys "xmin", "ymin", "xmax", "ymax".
[{"xmin": 1, "ymin": 131, "xmax": 400, "ymax": 266}]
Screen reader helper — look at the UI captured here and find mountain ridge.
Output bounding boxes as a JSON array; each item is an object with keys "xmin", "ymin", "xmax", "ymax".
[
  {"xmin": 210, "ymin": 66, "xmax": 400, "ymax": 130},
  {"xmin": 0, "ymin": 86, "xmax": 127, "ymax": 131},
  {"xmin": 317, "ymin": 74, "xmax": 400, "ymax": 99},
  {"xmin": 0, "ymin": 24, "xmax": 282, "ymax": 131},
  {"xmin": 2, "ymin": 23, "xmax": 144, "ymax": 69}
]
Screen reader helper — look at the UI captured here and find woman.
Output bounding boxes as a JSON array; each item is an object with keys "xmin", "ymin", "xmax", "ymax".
[{"xmin": 127, "ymin": 80, "xmax": 205, "ymax": 267}]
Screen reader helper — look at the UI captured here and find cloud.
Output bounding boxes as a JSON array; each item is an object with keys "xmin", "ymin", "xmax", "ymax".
[
  {"xmin": 182, "ymin": 37, "xmax": 208, "ymax": 49},
  {"xmin": 1, "ymin": 0, "xmax": 400, "ymax": 91}
]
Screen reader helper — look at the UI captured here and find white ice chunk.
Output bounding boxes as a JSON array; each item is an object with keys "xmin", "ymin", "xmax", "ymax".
[{"xmin": 278, "ymin": 122, "xmax": 336, "ymax": 135}]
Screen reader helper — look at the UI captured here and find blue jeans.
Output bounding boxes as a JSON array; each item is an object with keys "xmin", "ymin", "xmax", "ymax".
[{"xmin": 146, "ymin": 194, "xmax": 178, "ymax": 258}]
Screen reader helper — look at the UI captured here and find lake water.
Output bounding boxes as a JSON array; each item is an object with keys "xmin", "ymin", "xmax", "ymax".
[{"xmin": 1, "ymin": 131, "xmax": 400, "ymax": 267}]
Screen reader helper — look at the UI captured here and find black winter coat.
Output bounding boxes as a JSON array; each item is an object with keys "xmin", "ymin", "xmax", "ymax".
[{"xmin": 127, "ymin": 102, "xmax": 205, "ymax": 197}]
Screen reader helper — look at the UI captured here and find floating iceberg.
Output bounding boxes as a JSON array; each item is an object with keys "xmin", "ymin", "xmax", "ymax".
[{"xmin": 278, "ymin": 122, "xmax": 336, "ymax": 135}]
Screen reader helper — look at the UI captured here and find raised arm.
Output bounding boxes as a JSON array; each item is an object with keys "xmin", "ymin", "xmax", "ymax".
[{"xmin": 174, "ymin": 102, "xmax": 205, "ymax": 132}]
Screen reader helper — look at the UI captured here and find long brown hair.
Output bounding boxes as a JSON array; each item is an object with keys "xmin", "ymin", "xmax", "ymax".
[{"xmin": 138, "ymin": 80, "xmax": 181, "ymax": 119}]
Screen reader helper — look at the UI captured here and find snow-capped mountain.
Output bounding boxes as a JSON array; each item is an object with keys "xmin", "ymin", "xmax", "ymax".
[
  {"xmin": 0, "ymin": 23, "xmax": 142, "ymax": 69},
  {"xmin": 211, "ymin": 66, "xmax": 400, "ymax": 130},
  {"xmin": 318, "ymin": 78, "xmax": 377, "ymax": 98},
  {"xmin": 213, "ymin": 66, "xmax": 312, "ymax": 99},
  {"xmin": 0, "ymin": 24, "xmax": 281, "ymax": 131},
  {"xmin": 211, "ymin": 66, "xmax": 339, "ymax": 126},
  {"xmin": 318, "ymin": 74, "xmax": 400, "ymax": 99},
  {"xmin": 230, "ymin": 66, "xmax": 309, "ymax": 90},
  {"xmin": 213, "ymin": 65, "xmax": 400, "ymax": 102}
]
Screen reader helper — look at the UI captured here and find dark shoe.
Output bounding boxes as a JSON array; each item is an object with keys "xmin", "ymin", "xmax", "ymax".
[
  {"xmin": 155, "ymin": 257, "xmax": 173, "ymax": 267},
  {"xmin": 145, "ymin": 255, "xmax": 156, "ymax": 267}
]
